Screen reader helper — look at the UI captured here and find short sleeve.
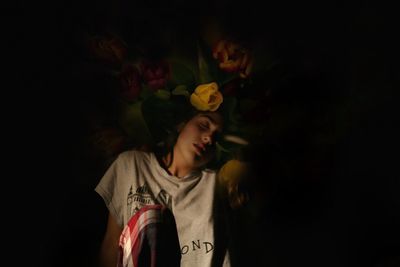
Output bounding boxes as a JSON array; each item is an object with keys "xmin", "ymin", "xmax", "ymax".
[{"xmin": 95, "ymin": 151, "xmax": 133, "ymax": 227}]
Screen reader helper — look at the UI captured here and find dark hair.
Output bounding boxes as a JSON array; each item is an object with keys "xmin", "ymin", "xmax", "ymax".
[{"xmin": 154, "ymin": 106, "xmax": 225, "ymax": 169}]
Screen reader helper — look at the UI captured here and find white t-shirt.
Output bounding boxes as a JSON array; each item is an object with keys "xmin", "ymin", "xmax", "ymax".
[{"xmin": 95, "ymin": 150, "xmax": 230, "ymax": 267}]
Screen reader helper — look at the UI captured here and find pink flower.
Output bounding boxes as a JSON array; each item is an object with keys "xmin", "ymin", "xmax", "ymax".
[
  {"xmin": 119, "ymin": 64, "xmax": 142, "ymax": 101},
  {"xmin": 140, "ymin": 60, "xmax": 170, "ymax": 90}
]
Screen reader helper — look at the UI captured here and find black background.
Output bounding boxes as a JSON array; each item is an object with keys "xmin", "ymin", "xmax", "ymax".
[{"xmin": 9, "ymin": 0, "xmax": 399, "ymax": 266}]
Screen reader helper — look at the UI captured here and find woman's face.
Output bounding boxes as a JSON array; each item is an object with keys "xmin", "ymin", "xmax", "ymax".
[{"xmin": 174, "ymin": 112, "xmax": 223, "ymax": 169}]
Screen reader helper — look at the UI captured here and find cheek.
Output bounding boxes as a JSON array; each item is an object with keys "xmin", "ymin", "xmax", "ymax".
[
  {"xmin": 175, "ymin": 131, "xmax": 192, "ymax": 149},
  {"xmin": 179, "ymin": 125, "xmax": 199, "ymax": 141}
]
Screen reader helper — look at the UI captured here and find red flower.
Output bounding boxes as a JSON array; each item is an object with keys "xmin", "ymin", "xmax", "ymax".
[
  {"xmin": 212, "ymin": 40, "xmax": 253, "ymax": 78},
  {"xmin": 140, "ymin": 60, "xmax": 170, "ymax": 90}
]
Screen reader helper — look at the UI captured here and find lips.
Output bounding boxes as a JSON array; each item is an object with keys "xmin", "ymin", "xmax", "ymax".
[{"xmin": 193, "ymin": 143, "xmax": 206, "ymax": 156}]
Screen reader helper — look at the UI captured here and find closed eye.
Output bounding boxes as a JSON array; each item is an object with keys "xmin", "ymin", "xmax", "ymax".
[{"xmin": 199, "ymin": 122, "xmax": 210, "ymax": 130}]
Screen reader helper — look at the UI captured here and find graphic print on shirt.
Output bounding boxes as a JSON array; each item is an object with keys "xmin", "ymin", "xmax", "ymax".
[
  {"xmin": 180, "ymin": 239, "xmax": 214, "ymax": 255},
  {"xmin": 126, "ymin": 182, "xmax": 155, "ymax": 218}
]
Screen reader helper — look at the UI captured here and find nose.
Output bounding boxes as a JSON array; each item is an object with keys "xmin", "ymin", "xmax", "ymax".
[{"xmin": 202, "ymin": 134, "xmax": 212, "ymax": 145}]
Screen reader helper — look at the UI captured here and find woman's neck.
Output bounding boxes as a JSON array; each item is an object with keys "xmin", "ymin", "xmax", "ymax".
[{"xmin": 162, "ymin": 149, "xmax": 195, "ymax": 178}]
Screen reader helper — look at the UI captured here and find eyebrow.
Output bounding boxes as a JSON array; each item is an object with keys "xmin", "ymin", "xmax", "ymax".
[
  {"xmin": 199, "ymin": 114, "xmax": 217, "ymax": 123},
  {"xmin": 199, "ymin": 114, "xmax": 222, "ymax": 131}
]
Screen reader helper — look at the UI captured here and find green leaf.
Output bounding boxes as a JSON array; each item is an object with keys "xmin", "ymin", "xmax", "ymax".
[
  {"xmin": 154, "ymin": 89, "xmax": 171, "ymax": 100},
  {"xmin": 168, "ymin": 60, "xmax": 196, "ymax": 88},
  {"xmin": 139, "ymin": 85, "xmax": 154, "ymax": 100},
  {"xmin": 171, "ymin": 85, "xmax": 190, "ymax": 97},
  {"xmin": 216, "ymin": 141, "xmax": 231, "ymax": 153},
  {"xmin": 197, "ymin": 42, "xmax": 213, "ymax": 84},
  {"xmin": 240, "ymin": 98, "xmax": 258, "ymax": 113},
  {"xmin": 118, "ymin": 101, "xmax": 153, "ymax": 146},
  {"xmin": 219, "ymin": 72, "xmax": 240, "ymax": 86},
  {"xmin": 197, "ymin": 38, "xmax": 227, "ymax": 84},
  {"xmin": 222, "ymin": 96, "xmax": 238, "ymax": 125},
  {"xmin": 141, "ymin": 95, "xmax": 176, "ymax": 144},
  {"xmin": 215, "ymin": 141, "xmax": 230, "ymax": 162}
]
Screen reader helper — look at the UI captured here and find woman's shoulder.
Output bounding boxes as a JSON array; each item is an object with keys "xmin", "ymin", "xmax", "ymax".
[
  {"xmin": 200, "ymin": 168, "xmax": 218, "ymax": 180},
  {"xmin": 202, "ymin": 168, "xmax": 218, "ymax": 175},
  {"xmin": 116, "ymin": 148, "xmax": 154, "ymax": 163}
]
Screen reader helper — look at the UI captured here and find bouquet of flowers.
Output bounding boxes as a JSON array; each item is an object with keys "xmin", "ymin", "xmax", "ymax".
[{"xmin": 83, "ymin": 26, "xmax": 283, "ymax": 207}]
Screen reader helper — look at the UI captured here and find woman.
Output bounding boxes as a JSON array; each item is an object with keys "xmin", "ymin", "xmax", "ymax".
[{"xmin": 95, "ymin": 109, "xmax": 232, "ymax": 267}]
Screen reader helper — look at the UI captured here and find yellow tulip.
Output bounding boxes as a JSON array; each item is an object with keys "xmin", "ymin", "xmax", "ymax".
[
  {"xmin": 218, "ymin": 159, "xmax": 249, "ymax": 185},
  {"xmin": 190, "ymin": 82, "xmax": 223, "ymax": 111},
  {"xmin": 218, "ymin": 159, "xmax": 250, "ymax": 209}
]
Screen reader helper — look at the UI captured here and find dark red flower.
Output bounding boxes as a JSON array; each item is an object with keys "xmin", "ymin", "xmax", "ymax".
[{"xmin": 140, "ymin": 60, "xmax": 170, "ymax": 90}]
